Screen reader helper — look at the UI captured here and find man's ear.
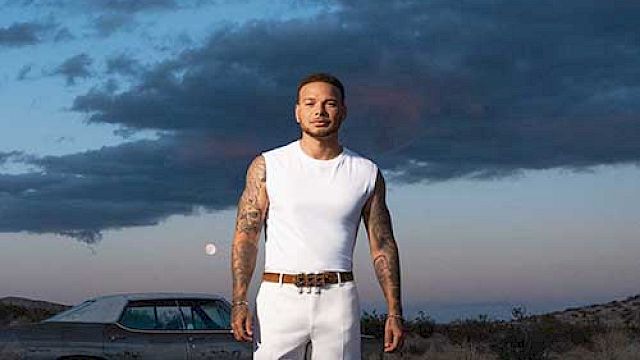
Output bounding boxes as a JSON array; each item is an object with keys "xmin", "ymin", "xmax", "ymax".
[{"xmin": 295, "ymin": 104, "xmax": 301, "ymax": 123}]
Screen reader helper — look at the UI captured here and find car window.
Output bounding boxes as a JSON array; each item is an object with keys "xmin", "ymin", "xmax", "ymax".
[
  {"xmin": 119, "ymin": 300, "xmax": 184, "ymax": 330},
  {"xmin": 155, "ymin": 305, "xmax": 184, "ymax": 330},
  {"xmin": 120, "ymin": 305, "xmax": 156, "ymax": 329},
  {"xmin": 178, "ymin": 300, "xmax": 230, "ymax": 330},
  {"xmin": 200, "ymin": 301, "xmax": 231, "ymax": 329}
]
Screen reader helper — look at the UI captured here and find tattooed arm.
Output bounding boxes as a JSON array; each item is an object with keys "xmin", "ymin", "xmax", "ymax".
[
  {"xmin": 230, "ymin": 155, "xmax": 269, "ymax": 342},
  {"xmin": 362, "ymin": 169, "xmax": 404, "ymax": 352}
]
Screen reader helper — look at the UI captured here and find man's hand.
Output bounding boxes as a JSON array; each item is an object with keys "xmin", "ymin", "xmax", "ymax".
[
  {"xmin": 231, "ymin": 304, "xmax": 253, "ymax": 342},
  {"xmin": 384, "ymin": 316, "xmax": 405, "ymax": 352}
]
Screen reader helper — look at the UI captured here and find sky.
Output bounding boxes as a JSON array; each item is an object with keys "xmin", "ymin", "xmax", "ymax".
[{"xmin": 1, "ymin": 0, "xmax": 639, "ymax": 323}]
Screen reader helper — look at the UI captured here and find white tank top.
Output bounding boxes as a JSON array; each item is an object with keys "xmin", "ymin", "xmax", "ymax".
[{"xmin": 262, "ymin": 140, "xmax": 378, "ymax": 273}]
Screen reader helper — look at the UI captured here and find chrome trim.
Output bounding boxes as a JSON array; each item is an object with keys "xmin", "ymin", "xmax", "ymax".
[{"xmin": 114, "ymin": 322, "xmax": 232, "ymax": 334}]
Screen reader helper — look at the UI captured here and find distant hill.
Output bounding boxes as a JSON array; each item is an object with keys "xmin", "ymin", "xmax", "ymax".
[
  {"xmin": 0, "ymin": 296, "xmax": 70, "ymax": 328},
  {"xmin": 543, "ymin": 294, "xmax": 640, "ymax": 328}
]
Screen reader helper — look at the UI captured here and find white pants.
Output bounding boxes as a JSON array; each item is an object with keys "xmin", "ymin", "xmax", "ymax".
[{"xmin": 253, "ymin": 279, "xmax": 361, "ymax": 359}]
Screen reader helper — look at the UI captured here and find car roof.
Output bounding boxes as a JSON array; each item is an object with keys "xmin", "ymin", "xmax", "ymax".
[{"xmin": 44, "ymin": 292, "xmax": 227, "ymax": 324}]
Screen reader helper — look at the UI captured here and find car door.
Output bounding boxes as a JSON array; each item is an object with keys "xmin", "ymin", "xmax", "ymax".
[
  {"xmin": 178, "ymin": 299, "xmax": 252, "ymax": 360},
  {"xmin": 103, "ymin": 299, "xmax": 189, "ymax": 360}
]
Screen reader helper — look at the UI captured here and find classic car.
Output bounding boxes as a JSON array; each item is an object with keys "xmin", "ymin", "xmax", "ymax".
[{"xmin": 0, "ymin": 292, "xmax": 253, "ymax": 359}]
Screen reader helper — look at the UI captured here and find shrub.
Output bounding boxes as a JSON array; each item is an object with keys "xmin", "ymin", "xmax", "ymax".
[
  {"xmin": 490, "ymin": 307, "xmax": 599, "ymax": 360},
  {"xmin": 361, "ymin": 310, "xmax": 435, "ymax": 339},
  {"xmin": 405, "ymin": 311, "xmax": 436, "ymax": 338},
  {"xmin": 444, "ymin": 314, "xmax": 503, "ymax": 345}
]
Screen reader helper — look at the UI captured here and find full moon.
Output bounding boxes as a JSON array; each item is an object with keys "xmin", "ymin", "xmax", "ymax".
[{"xmin": 204, "ymin": 243, "xmax": 217, "ymax": 256}]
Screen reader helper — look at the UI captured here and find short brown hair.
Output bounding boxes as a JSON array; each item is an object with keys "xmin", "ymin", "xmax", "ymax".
[{"xmin": 296, "ymin": 73, "xmax": 345, "ymax": 103}]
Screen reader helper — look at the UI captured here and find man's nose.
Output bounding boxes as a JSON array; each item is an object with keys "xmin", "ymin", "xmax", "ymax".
[{"xmin": 314, "ymin": 104, "xmax": 328, "ymax": 116}]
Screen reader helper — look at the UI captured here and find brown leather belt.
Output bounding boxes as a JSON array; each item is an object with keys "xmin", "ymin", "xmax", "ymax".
[{"xmin": 263, "ymin": 271, "xmax": 353, "ymax": 287}]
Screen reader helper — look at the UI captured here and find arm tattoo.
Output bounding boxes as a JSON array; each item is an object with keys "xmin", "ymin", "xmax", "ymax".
[
  {"xmin": 235, "ymin": 156, "xmax": 266, "ymax": 235},
  {"xmin": 364, "ymin": 170, "xmax": 402, "ymax": 316},
  {"xmin": 231, "ymin": 155, "xmax": 268, "ymax": 302}
]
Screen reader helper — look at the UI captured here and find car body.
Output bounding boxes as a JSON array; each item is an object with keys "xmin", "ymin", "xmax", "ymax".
[{"xmin": 0, "ymin": 292, "xmax": 252, "ymax": 359}]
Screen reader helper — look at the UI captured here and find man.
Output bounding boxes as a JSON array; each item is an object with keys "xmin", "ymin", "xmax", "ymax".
[{"xmin": 230, "ymin": 73, "xmax": 404, "ymax": 359}]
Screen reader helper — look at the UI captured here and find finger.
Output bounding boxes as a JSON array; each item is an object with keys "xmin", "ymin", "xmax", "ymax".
[
  {"xmin": 390, "ymin": 327, "xmax": 401, "ymax": 351},
  {"xmin": 233, "ymin": 321, "xmax": 246, "ymax": 341},
  {"xmin": 234, "ymin": 314, "xmax": 248, "ymax": 341},
  {"xmin": 384, "ymin": 322, "xmax": 393, "ymax": 352},
  {"xmin": 245, "ymin": 313, "xmax": 253, "ymax": 338},
  {"xmin": 385, "ymin": 321, "xmax": 405, "ymax": 352},
  {"xmin": 246, "ymin": 314, "xmax": 253, "ymax": 335},
  {"xmin": 384, "ymin": 331, "xmax": 397, "ymax": 352},
  {"xmin": 232, "ymin": 323, "xmax": 239, "ymax": 341}
]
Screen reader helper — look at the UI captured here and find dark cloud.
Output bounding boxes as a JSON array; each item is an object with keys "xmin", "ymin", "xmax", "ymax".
[
  {"xmin": 0, "ymin": 135, "xmax": 256, "ymax": 243},
  {"xmin": 50, "ymin": 53, "xmax": 93, "ymax": 86},
  {"xmin": 53, "ymin": 27, "xmax": 74, "ymax": 42},
  {"xmin": 3, "ymin": 0, "xmax": 640, "ymax": 242},
  {"xmin": 0, "ymin": 151, "xmax": 23, "ymax": 165},
  {"xmin": 0, "ymin": 21, "xmax": 57, "ymax": 47},
  {"xmin": 73, "ymin": 0, "xmax": 640, "ymax": 176},
  {"xmin": 16, "ymin": 64, "xmax": 32, "ymax": 81},
  {"xmin": 4, "ymin": 0, "xmax": 177, "ymax": 40},
  {"xmin": 92, "ymin": 13, "xmax": 136, "ymax": 37},
  {"xmin": 89, "ymin": 0, "xmax": 177, "ymax": 13},
  {"xmin": 106, "ymin": 53, "xmax": 143, "ymax": 77},
  {"xmin": 4, "ymin": 0, "xmax": 177, "ymax": 12}
]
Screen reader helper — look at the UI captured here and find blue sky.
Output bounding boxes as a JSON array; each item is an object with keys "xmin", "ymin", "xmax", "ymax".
[{"xmin": 1, "ymin": 0, "xmax": 639, "ymax": 322}]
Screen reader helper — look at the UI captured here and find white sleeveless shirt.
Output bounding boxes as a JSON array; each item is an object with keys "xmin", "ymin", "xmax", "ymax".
[{"xmin": 262, "ymin": 140, "xmax": 378, "ymax": 273}]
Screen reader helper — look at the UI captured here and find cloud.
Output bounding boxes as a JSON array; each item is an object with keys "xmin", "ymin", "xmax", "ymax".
[
  {"xmin": 0, "ymin": 135, "xmax": 255, "ymax": 243},
  {"xmin": 3, "ymin": 0, "xmax": 640, "ymax": 242},
  {"xmin": 0, "ymin": 151, "xmax": 24, "ymax": 165},
  {"xmin": 106, "ymin": 53, "xmax": 143, "ymax": 77},
  {"xmin": 53, "ymin": 27, "xmax": 74, "ymax": 42},
  {"xmin": 0, "ymin": 21, "xmax": 57, "ymax": 47},
  {"xmin": 92, "ymin": 13, "xmax": 136, "ymax": 37},
  {"xmin": 89, "ymin": 0, "xmax": 177, "ymax": 13},
  {"xmin": 50, "ymin": 53, "xmax": 93, "ymax": 86},
  {"xmin": 16, "ymin": 64, "xmax": 32, "ymax": 81},
  {"xmin": 3, "ymin": 0, "xmax": 177, "ymax": 39},
  {"xmin": 73, "ymin": 1, "xmax": 640, "ymax": 175},
  {"xmin": 4, "ymin": 0, "xmax": 178, "ymax": 12}
]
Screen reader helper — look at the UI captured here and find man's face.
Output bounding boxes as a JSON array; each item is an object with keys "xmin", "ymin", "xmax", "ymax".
[{"xmin": 295, "ymin": 81, "xmax": 347, "ymax": 139}]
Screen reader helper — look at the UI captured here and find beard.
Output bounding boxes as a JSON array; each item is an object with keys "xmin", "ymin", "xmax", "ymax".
[{"xmin": 299, "ymin": 121, "xmax": 341, "ymax": 139}]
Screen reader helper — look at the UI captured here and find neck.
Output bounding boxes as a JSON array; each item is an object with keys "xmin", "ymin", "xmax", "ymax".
[{"xmin": 299, "ymin": 134, "xmax": 343, "ymax": 160}]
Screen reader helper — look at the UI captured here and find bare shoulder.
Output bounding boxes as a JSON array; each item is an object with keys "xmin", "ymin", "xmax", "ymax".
[
  {"xmin": 235, "ymin": 155, "xmax": 268, "ymax": 235},
  {"xmin": 246, "ymin": 155, "xmax": 266, "ymax": 182},
  {"xmin": 241, "ymin": 154, "xmax": 269, "ymax": 207},
  {"xmin": 366, "ymin": 169, "xmax": 386, "ymax": 206},
  {"xmin": 361, "ymin": 171, "xmax": 386, "ymax": 226},
  {"xmin": 373, "ymin": 169, "xmax": 385, "ymax": 192}
]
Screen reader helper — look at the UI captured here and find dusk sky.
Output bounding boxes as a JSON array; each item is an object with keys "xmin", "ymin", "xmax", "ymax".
[{"xmin": 1, "ymin": 0, "xmax": 639, "ymax": 322}]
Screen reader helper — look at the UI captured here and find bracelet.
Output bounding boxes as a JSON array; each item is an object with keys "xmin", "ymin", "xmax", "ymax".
[
  {"xmin": 387, "ymin": 314, "xmax": 404, "ymax": 321},
  {"xmin": 231, "ymin": 300, "xmax": 249, "ymax": 307}
]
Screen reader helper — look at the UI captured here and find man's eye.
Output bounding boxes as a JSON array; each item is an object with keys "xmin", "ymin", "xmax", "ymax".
[{"xmin": 327, "ymin": 103, "xmax": 337, "ymax": 107}]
